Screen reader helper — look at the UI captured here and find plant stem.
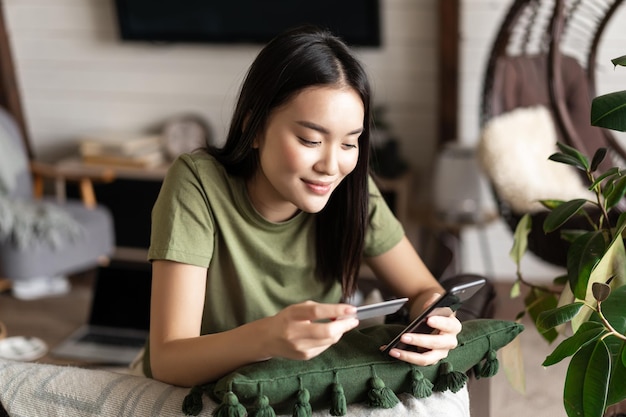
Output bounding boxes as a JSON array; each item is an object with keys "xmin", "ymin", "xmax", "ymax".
[
  {"xmin": 516, "ymin": 275, "xmax": 561, "ymax": 295},
  {"xmin": 588, "ymin": 170, "xmax": 613, "ymax": 238},
  {"xmin": 582, "ymin": 301, "xmax": 626, "ymax": 342},
  {"xmin": 597, "ymin": 302, "xmax": 626, "ymax": 341}
]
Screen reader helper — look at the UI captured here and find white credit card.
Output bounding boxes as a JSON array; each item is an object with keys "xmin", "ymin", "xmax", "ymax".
[{"xmin": 350, "ymin": 298, "xmax": 409, "ymax": 321}]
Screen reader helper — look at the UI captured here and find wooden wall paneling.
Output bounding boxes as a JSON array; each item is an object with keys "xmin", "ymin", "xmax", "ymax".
[{"xmin": 438, "ymin": 0, "xmax": 459, "ymax": 148}]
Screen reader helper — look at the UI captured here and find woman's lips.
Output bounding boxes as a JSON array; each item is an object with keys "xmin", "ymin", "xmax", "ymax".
[{"xmin": 303, "ymin": 179, "xmax": 333, "ymax": 195}]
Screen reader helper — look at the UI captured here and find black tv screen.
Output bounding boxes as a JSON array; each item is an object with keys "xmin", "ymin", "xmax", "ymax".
[{"xmin": 114, "ymin": 0, "xmax": 381, "ymax": 47}]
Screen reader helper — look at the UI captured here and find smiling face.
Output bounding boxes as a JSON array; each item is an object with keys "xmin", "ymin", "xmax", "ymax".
[{"xmin": 247, "ymin": 85, "xmax": 365, "ymax": 223}]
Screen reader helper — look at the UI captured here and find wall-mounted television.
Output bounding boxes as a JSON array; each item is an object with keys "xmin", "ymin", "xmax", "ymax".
[{"xmin": 114, "ymin": 0, "xmax": 381, "ymax": 47}]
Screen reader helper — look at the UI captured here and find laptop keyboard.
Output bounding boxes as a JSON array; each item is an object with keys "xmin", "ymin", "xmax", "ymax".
[{"xmin": 78, "ymin": 332, "xmax": 146, "ymax": 348}]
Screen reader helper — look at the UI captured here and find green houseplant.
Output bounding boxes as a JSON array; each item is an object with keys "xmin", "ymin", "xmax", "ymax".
[{"xmin": 510, "ymin": 55, "xmax": 626, "ymax": 417}]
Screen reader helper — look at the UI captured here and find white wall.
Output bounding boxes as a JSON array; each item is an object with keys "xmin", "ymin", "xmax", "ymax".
[
  {"xmin": 5, "ymin": 0, "xmax": 625, "ymax": 188},
  {"xmin": 2, "ymin": 0, "xmax": 440, "ymax": 179}
]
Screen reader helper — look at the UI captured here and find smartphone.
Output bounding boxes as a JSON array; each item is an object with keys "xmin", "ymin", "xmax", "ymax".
[
  {"xmin": 352, "ymin": 298, "xmax": 408, "ymax": 321},
  {"xmin": 381, "ymin": 276, "xmax": 486, "ymax": 354}
]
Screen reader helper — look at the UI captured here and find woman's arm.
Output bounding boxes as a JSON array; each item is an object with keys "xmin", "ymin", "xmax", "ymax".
[
  {"xmin": 149, "ymin": 260, "xmax": 359, "ymax": 387},
  {"xmin": 364, "ymin": 236, "xmax": 462, "ymax": 366}
]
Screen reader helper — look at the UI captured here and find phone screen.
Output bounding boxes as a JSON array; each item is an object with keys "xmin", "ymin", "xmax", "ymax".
[{"xmin": 381, "ymin": 276, "xmax": 485, "ymax": 354}]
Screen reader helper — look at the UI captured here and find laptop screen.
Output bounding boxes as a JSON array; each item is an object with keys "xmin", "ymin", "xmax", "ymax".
[{"xmin": 88, "ymin": 261, "xmax": 152, "ymax": 331}]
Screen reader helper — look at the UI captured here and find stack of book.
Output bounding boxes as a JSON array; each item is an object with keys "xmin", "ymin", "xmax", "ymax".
[{"xmin": 78, "ymin": 133, "xmax": 165, "ymax": 169}]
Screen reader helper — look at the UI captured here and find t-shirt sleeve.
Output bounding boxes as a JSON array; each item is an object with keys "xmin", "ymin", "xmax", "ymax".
[
  {"xmin": 148, "ymin": 155, "xmax": 215, "ymax": 267},
  {"xmin": 363, "ymin": 176, "xmax": 405, "ymax": 258}
]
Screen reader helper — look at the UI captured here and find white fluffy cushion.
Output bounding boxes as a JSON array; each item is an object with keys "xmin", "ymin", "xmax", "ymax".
[
  {"xmin": 0, "ymin": 358, "xmax": 470, "ymax": 417},
  {"xmin": 478, "ymin": 105, "xmax": 593, "ymax": 213}
]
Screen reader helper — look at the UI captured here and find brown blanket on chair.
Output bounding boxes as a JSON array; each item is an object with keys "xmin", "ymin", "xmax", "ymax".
[{"xmin": 489, "ymin": 53, "xmax": 611, "ymax": 172}]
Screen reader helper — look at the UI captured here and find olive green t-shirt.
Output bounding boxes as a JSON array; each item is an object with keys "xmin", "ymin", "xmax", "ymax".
[{"xmin": 148, "ymin": 152, "xmax": 404, "ymax": 334}]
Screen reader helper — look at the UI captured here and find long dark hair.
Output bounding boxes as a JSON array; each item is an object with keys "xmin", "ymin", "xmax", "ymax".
[{"xmin": 209, "ymin": 25, "xmax": 371, "ymax": 299}]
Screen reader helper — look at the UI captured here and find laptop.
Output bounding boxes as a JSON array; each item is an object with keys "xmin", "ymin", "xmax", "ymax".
[{"xmin": 52, "ymin": 260, "xmax": 152, "ymax": 365}]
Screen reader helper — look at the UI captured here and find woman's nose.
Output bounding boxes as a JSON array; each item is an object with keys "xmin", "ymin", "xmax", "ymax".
[{"xmin": 314, "ymin": 146, "xmax": 339, "ymax": 175}]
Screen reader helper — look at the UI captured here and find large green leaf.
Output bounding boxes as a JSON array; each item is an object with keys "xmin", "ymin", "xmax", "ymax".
[
  {"xmin": 591, "ymin": 90, "xmax": 626, "ymax": 132},
  {"xmin": 549, "ymin": 153, "xmax": 588, "ymax": 171},
  {"xmin": 525, "ymin": 288, "xmax": 559, "ymax": 342},
  {"xmin": 536, "ymin": 302, "xmax": 584, "ymax": 332},
  {"xmin": 566, "ymin": 231, "xmax": 606, "ymax": 300},
  {"xmin": 544, "ymin": 199, "xmax": 589, "ymax": 233},
  {"xmin": 572, "ymin": 237, "xmax": 626, "ymax": 332},
  {"xmin": 584, "ymin": 340, "xmax": 611, "ymax": 417},
  {"xmin": 606, "ymin": 337, "xmax": 626, "ymax": 405},
  {"xmin": 607, "ymin": 241, "xmax": 626, "ymax": 292},
  {"xmin": 605, "ymin": 175, "xmax": 626, "ymax": 209},
  {"xmin": 556, "ymin": 143, "xmax": 590, "ymax": 170},
  {"xmin": 560, "ymin": 229, "xmax": 590, "ymax": 244},
  {"xmin": 543, "ymin": 321, "xmax": 606, "ymax": 366},
  {"xmin": 590, "ymin": 148, "xmax": 608, "ymax": 172},
  {"xmin": 564, "ymin": 340, "xmax": 611, "ymax": 417}
]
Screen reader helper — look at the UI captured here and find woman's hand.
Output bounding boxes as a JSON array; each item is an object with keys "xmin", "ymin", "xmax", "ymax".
[
  {"xmin": 262, "ymin": 301, "xmax": 359, "ymax": 361},
  {"xmin": 384, "ymin": 294, "xmax": 462, "ymax": 366}
]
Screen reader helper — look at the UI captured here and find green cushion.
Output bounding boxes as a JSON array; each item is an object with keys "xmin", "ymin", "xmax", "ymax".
[{"xmin": 185, "ymin": 319, "xmax": 523, "ymax": 415}]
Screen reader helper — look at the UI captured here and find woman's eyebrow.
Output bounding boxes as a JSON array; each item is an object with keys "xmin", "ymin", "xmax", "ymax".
[{"xmin": 296, "ymin": 120, "xmax": 363, "ymax": 136}]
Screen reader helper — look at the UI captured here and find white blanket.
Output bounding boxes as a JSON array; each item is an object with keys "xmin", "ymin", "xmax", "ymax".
[
  {"xmin": 478, "ymin": 105, "xmax": 593, "ymax": 213},
  {"xmin": 0, "ymin": 358, "xmax": 471, "ymax": 416}
]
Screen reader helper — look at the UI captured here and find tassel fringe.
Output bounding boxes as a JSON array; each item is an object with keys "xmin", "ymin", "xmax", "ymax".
[
  {"xmin": 182, "ymin": 385, "xmax": 205, "ymax": 416},
  {"xmin": 293, "ymin": 388, "xmax": 312, "ymax": 417},
  {"xmin": 366, "ymin": 371, "xmax": 400, "ymax": 409},
  {"xmin": 409, "ymin": 368, "xmax": 433, "ymax": 398},
  {"xmin": 330, "ymin": 372, "xmax": 347, "ymax": 416},
  {"xmin": 433, "ymin": 361, "xmax": 468, "ymax": 393},
  {"xmin": 213, "ymin": 391, "xmax": 247, "ymax": 417},
  {"xmin": 249, "ymin": 394, "xmax": 276, "ymax": 417},
  {"xmin": 477, "ymin": 348, "xmax": 500, "ymax": 378},
  {"xmin": 183, "ymin": 357, "xmax": 494, "ymax": 414}
]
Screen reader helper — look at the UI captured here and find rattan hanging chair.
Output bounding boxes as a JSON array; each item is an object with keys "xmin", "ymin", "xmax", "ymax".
[{"xmin": 480, "ymin": 0, "xmax": 625, "ymax": 267}]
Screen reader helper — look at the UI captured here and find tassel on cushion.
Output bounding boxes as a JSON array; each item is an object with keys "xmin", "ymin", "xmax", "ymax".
[
  {"xmin": 293, "ymin": 378, "xmax": 312, "ymax": 417},
  {"xmin": 182, "ymin": 385, "xmax": 205, "ymax": 416},
  {"xmin": 213, "ymin": 391, "xmax": 247, "ymax": 417},
  {"xmin": 250, "ymin": 394, "xmax": 276, "ymax": 417},
  {"xmin": 330, "ymin": 372, "xmax": 347, "ymax": 416},
  {"xmin": 433, "ymin": 361, "xmax": 468, "ymax": 393},
  {"xmin": 409, "ymin": 368, "xmax": 433, "ymax": 398},
  {"xmin": 477, "ymin": 347, "xmax": 500, "ymax": 378},
  {"xmin": 366, "ymin": 368, "xmax": 399, "ymax": 409}
]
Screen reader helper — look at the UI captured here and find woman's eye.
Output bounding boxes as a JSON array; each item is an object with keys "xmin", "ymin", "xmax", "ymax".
[
  {"xmin": 342, "ymin": 143, "xmax": 358, "ymax": 150},
  {"xmin": 298, "ymin": 137, "xmax": 320, "ymax": 146}
]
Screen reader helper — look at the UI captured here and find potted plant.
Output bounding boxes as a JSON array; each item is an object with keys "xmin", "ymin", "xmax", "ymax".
[{"xmin": 509, "ymin": 55, "xmax": 626, "ymax": 417}]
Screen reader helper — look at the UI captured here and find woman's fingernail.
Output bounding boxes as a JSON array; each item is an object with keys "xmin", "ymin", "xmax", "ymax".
[
  {"xmin": 401, "ymin": 334, "xmax": 412, "ymax": 343},
  {"xmin": 389, "ymin": 349, "xmax": 400, "ymax": 358}
]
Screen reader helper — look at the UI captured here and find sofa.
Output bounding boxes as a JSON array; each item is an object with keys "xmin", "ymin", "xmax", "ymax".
[{"xmin": 0, "ymin": 228, "xmax": 500, "ymax": 416}]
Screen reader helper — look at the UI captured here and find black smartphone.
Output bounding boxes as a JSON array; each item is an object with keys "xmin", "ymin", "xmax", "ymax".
[{"xmin": 381, "ymin": 276, "xmax": 486, "ymax": 354}]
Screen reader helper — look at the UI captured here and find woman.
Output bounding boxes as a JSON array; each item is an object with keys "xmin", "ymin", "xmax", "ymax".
[{"xmin": 146, "ymin": 25, "xmax": 461, "ymax": 388}]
